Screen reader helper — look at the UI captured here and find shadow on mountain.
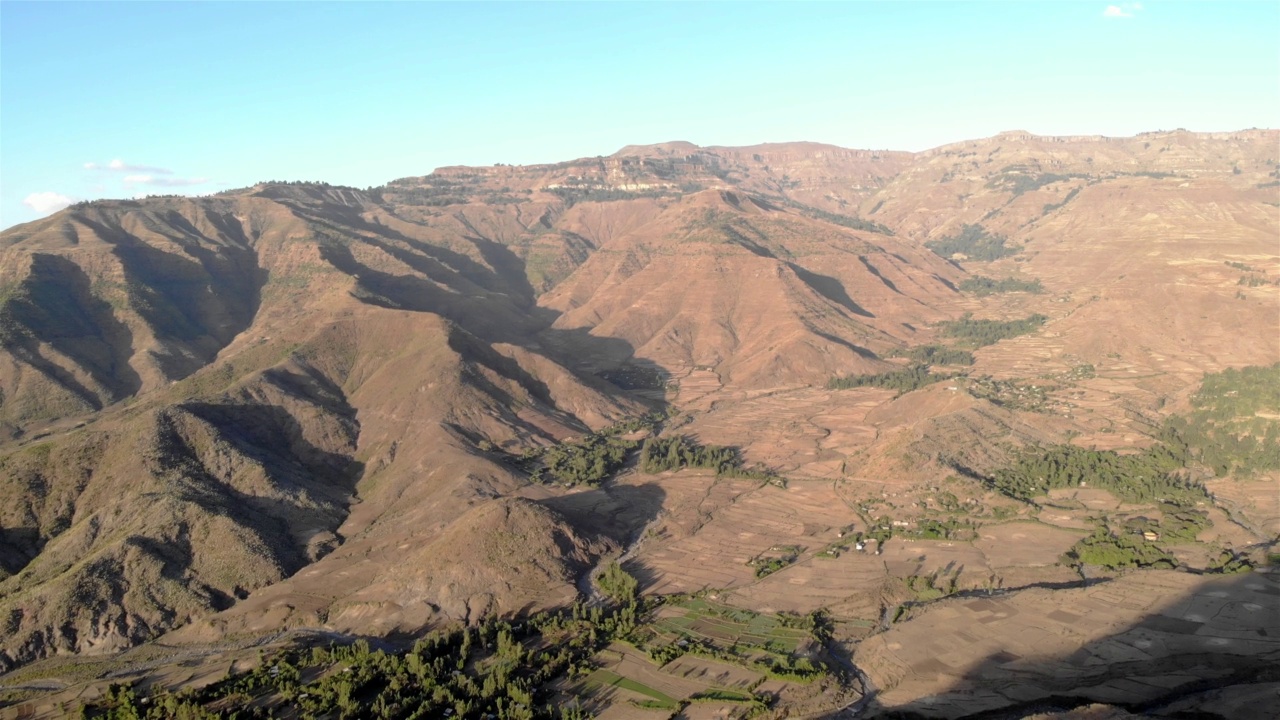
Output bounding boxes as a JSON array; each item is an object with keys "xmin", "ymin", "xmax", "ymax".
[
  {"xmin": 621, "ymin": 556, "xmax": 671, "ymax": 596},
  {"xmin": 813, "ymin": 329, "xmax": 881, "ymax": 360},
  {"xmin": 842, "ymin": 570, "xmax": 1280, "ymax": 720},
  {"xmin": 537, "ymin": 482, "xmax": 667, "ymax": 547},
  {"xmin": 1, "ymin": 253, "xmax": 142, "ymax": 405},
  {"xmin": 318, "ymin": 241, "xmax": 535, "ymax": 338},
  {"xmin": 180, "ymin": 400, "xmax": 360, "ymax": 488},
  {"xmin": 76, "ymin": 215, "xmax": 266, "ymax": 378},
  {"xmin": 462, "ymin": 234, "xmax": 540, "ymax": 307},
  {"xmin": 281, "ymin": 195, "xmax": 533, "ymax": 303},
  {"xmin": 171, "ymin": 399, "xmax": 363, "ymax": 569},
  {"xmin": 0, "ymin": 526, "xmax": 42, "ymax": 577},
  {"xmin": 791, "ymin": 262, "xmax": 876, "ymax": 318},
  {"xmin": 317, "ymin": 241, "xmax": 664, "ymax": 400},
  {"xmin": 857, "ymin": 255, "xmax": 902, "ymax": 295}
]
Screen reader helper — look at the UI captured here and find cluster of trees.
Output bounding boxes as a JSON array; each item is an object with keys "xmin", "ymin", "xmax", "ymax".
[
  {"xmin": 1178, "ymin": 418, "xmax": 1280, "ymax": 477},
  {"xmin": 958, "ymin": 275, "xmax": 1044, "ymax": 296},
  {"xmin": 253, "ymin": 180, "xmax": 360, "ymax": 190},
  {"xmin": 645, "ymin": 632, "xmax": 821, "ymax": 683},
  {"xmin": 987, "ymin": 441, "xmax": 1204, "ymax": 505},
  {"xmin": 382, "ymin": 178, "xmax": 476, "ymax": 207},
  {"xmin": 1208, "ymin": 548, "xmax": 1254, "ymax": 574},
  {"xmin": 906, "ymin": 516, "xmax": 978, "ymax": 541},
  {"xmin": 1238, "ymin": 274, "xmax": 1276, "ymax": 287},
  {"xmin": 965, "ymin": 375, "xmax": 1054, "ymax": 413},
  {"xmin": 640, "ymin": 435, "xmax": 742, "ymax": 475},
  {"xmin": 827, "ymin": 364, "xmax": 954, "ymax": 393},
  {"xmin": 753, "ymin": 557, "xmax": 791, "ymax": 577},
  {"xmin": 924, "ymin": 224, "xmax": 1021, "ymax": 261},
  {"xmin": 595, "ymin": 561, "xmax": 638, "ymax": 604},
  {"xmin": 547, "ymin": 186, "xmax": 685, "ymax": 207},
  {"xmin": 524, "ymin": 415, "xmax": 663, "ymax": 487},
  {"xmin": 1061, "ymin": 527, "xmax": 1177, "ymax": 570},
  {"xmin": 377, "ymin": 178, "xmax": 535, "ymax": 207},
  {"xmin": 794, "ymin": 204, "xmax": 895, "ymax": 235},
  {"xmin": 937, "ymin": 313, "xmax": 1048, "ymax": 347},
  {"xmin": 1042, "ymin": 187, "xmax": 1081, "ymax": 215},
  {"xmin": 1192, "ymin": 363, "xmax": 1280, "ymax": 416},
  {"xmin": 1168, "ymin": 363, "xmax": 1280, "ymax": 477},
  {"xmin": 532, "ymin": 432, "xmax": 635, "ymax": 486},
  {"xmin": 987, "ymin": 171, "xmax": 1087, "ymax": 197},
  {"xmin": 749, "ymin": 547, "xmax": 803, "ymax": 578},
  {"xmin": 904, "ymin": 571, "xmax": 958, "ymax": 601},
  {"xmin": 864, "ymin": 519, "xmax": 895, "ymax": 545},
  {"xmin": 979, "ymin": 362, "xmax": 1276, "ymax": 512},
  {"xmin": 887, "ymin": 345, "xmax": 975, "ymax": 365},
  {"xmin": 84, "ymin": 599, "xmax": 651, "ymax": 720},
  {"xmin": 1123, "ymin": 504, "xmax": 1212, "ymax": 543}
]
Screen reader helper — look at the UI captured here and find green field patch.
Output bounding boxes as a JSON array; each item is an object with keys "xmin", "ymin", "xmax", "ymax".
[
  {"xmin": 689, "ymin": 620, "xmax": 740, "ymax": 642},
  {"xmin": 658, "ymin": 615, "xmax": 696, "ymax": 630},
  {"xmin": 690, "ymin": 688, "xmax": 757, "ymax": 703},
  {"xmin": 585, "ymin": 669, "xmax": 681, "ymax": 709},
  {"xmin": 682, "ymin": 598, "xmax": 711, "ymax": 612}
]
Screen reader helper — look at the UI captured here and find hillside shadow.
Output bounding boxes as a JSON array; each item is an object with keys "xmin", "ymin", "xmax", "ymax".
[
  {"xmin": 838, "ymin": 570, "xmax": 1280, "ymax": 720},
  {"xmin": 857, "ymin": 255, "xmax": 902, "ymax": 295},
  {"xmin": 461, "ymin": 234, "xmax": 539, "ymax": 307},
  {"xmin": 0, "ymin": 526, "xmax": 42, "ymax": 576},
  {"xmin": 619, "ymin": 556, "xmax": 668, "ymax": 595},
  {"xmin": 77, "ymin": 216, "xmax": 266, "ymax": 378},
  {"xmin": 791, "ymin": 262, "xmax": 876, "ymax": 318},
  {"xmin": 174, "ymin": 395, "xmax": 364, "ymax": 572},
  {"xmin": 2, "ymin": 253, "xmax": 143, "ymax": 413},
  {"xmin": 285, "ymin": 198, "xmax": 535, "ymax": 305},
  {"xmin": 537, "ymin": 482, "xmax": 667, "ymax": 547},
  {"xmin": 318, "ymin": 241, "xmax": 535, "ymax": 339},
  {"xmin": 273, "ymin": 192, "xmax": 678, "ymax": 403},
  {"xmin": 316, "ymin": 241, "xmax": 668, "ymax": 403}
]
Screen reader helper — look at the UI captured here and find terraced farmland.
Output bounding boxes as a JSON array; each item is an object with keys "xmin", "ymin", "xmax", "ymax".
[{"xmin": 561, "ymin": 597, "xmax": 854, "ymax": 718}]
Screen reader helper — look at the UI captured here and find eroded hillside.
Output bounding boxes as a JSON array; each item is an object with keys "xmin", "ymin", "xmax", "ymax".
[{"xmin": 1, "ymin": 130, "xmax": 1277, "ymax": 719}]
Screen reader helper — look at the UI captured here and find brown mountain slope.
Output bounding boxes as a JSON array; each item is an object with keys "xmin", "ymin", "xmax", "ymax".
[
  {"xmin": 540, "ymin": 188, "xmax": 963, "ymax": 387},
  {"xmin": 0, "ymin": 189, "xmax": 644, "ymax": 670},
  {"xmin": 0, "ymin": 130, "xmax": 1276, "ymax": 690}
]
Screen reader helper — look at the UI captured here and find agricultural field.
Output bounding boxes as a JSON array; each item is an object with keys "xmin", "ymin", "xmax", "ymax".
[
  {"xmin": 855, "ymin": 570, "xmax": 1280, "ymax": 719},
  {"xmin": 558, "ymin": 597, "xmax": 855, "ymax": 719}
]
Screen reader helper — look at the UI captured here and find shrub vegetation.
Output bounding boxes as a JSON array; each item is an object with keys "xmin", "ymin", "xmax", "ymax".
[
  {"xmin": 1062, "ymin": 527, "xmax": 1177, "ymax": 570},
  {"xmin": 937, "ymin": 313, "xmax": 1047, "ymax": 347},
  {"xmin": 958, "ymin": 275, "xmax": 1044, "ymax": 296},
  {"xmin": 925, "ymin": 224, "xmax": 1021, "ymax": 261},
  {"xmin": 887, "ymin": 345, "xmax": 975, "ymax": 366},
  {"xmin": 827, "ymin": 364, "xmax": 954, "ymax": 393}
]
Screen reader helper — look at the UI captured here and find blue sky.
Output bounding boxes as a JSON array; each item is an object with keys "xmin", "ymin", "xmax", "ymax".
[{"xmin": 2, "ymin": 1, "xmax": 1277, "ymax": 229}]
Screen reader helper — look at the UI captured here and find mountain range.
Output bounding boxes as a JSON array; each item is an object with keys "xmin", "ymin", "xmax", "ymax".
[{"xmin": 1, "ymin": 129, "xmax": 1277, "ymax": 718}]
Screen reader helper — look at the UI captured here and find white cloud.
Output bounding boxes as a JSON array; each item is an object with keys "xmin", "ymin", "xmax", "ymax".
[
  {"xmin": 1104, "ymin": 3, "xmax": 1142, "ymax": 18},
  {"xmin": 22, "ymin": 191, "xmax": 75, "ymax": 215},
  {"xmin": 86, "ymin": 158, "xmax": 212, "ymax": 190},
  {"xmin": 150, "ymin": 177, "xmax": 209, "ymax": 187},
  {"xmin": 85, "ymin": 158, "xmax": 174, "ymax": 174},
  {"xmin": 109, "ymin": 158, "xmax": 173, "ymax": 174},
  {"xmin": 124, "ymin": 174, "xmax": 209, "ymax": 187}
]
